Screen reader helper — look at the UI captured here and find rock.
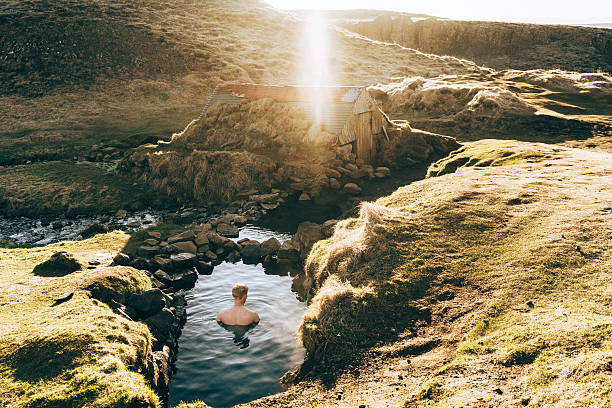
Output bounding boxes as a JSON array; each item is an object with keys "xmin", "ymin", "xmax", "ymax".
[
  {"xmin": 360, "ymin": 165, "xmax": 376, "ymax": 180},
  {"xmin": 33, "ymin": 251, "xmax": 82, "ymax": 277},
  {"xmin": 216, "ymin": 223, "xmax": 239, "ymax": 238},
  {"xmin": 113, "ymin": 252, "xmax": 131, "ymax": 266},
  {"xmin": 233, "ymin": 215, "xmax": 248, "ymax": 226},
  {"xmin": 128, "ymin": 289, "xmax": 165, "ymax": 318},
  {"xmin": 195, "ymin": 232, "xmax": 209, "ymax": 247},
  {"xmin": 206, "ymin": 232, "xmax": 227, "ymax": 247},
  {"xmin": 116, "ymin": 209, "xmax": 127, "ymax": 218},
  {"xmin": 321, "ymin": 219, "xmax": 338, "ymax": 236},
  {"xmin": 130, "ymin": 257, "xmax": 152, "ymax": 271},
  {"xmin": 240, "ymin": 243, "xmax": 265, "ymax": 264},
  {"xmin": 261, "ymin": 202, "xmax": 279, "ymax": 210},
  {"xmin": 299, "ymin": 193, "xmax": 311, "ymax": 201},
  {"xmin": 169, "ymin": 253, "xmax": 196, "ymax": 270},
  {"xmin": 170, "ymin": 240, "xmax": 197, "ymax": 255},
  {"xmin": 294, "ymin": 222, "xmax": 324, "ymax": 257},
  {"xmin": 227, "ymin": 251, "xmax": 241, "ymax": 263},
  {"xmin": 526, "ymin": 300, "xmax": 535, "ymax": 308},
  {"xmin": 345, "ymin": 163, "xmax": 358, "ymax": 172},
  {"xmin": 171, "ymin": 269, "xmax": 198, "ymax": 289},
  {"xmin": 127, "ymin": 220, "xmax": 141, "ymax": 228},
  {"xmin": 204, "ymin": 250, "xmax": 218, "ymax": 262},
  {"xmin": 144, "ymin": 238, "xmax": 159, "ymax": 246},
  {"xmin": 152, "ymin": 256, "xmax": 172, "ymax": 271},
  {"xmin": 261, "ymin": 237, "xmax": 281, "ymax": 256},
  {"xmin": 196, "ymin": 261, "xmax": 214, "ymax": 275},
  {"xmin": 53, "ymin": 291, "xmax": 74, "ymax": 305},
  {"xmin": 343, "ymin": 183, "xmax": 362, "ymax": 195},
  {"xmin": 376, "ymin": 167, "xmax": 391, "ymax": 177},
  {"xmin": 329, "ymin": 178, "xmax": 341, "ymax": 189},
  {"xmin": 326, "ymin": 168, "xmax": 342, "ymax": 179},
  {"xmin": 168, "ymin": 230, "xmax": 196, "ymax": 244},
  {"xmin": 249, "ymin": 193, "xmax": 279, "ymax": 203},
  {"xmin": 137, "ymin": 245, "xmax": 159, "ymax": 257},
  {"xmin": 375, "ymin": 172, "xmax": 385, "ymax": 179},
  {"xmin": 80, "ymin": 223, "xmax": 107, "ymax": 239},
  {"xmin": 145, "ymin": 308, "xmax": 175, "ymax": 345},
  {"xmin": 262, "ymin": 254, "xmax": 277, "ymax": 266},
  {"xmin": 147, "ymin": 231, "xmax": 162, "ymax": 239},
  {"xmin": 154, "ymin": 269, "xmax": 173, "ymax": 285},
  {"xmin": 278, "ymin": 240, "xmax": 299, "ymax": 263}
]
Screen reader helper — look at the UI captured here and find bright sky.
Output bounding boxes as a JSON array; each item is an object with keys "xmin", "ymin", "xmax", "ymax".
[{"xmin": 265, "ymin": 0, "xmax": 612, "ymax": 24}]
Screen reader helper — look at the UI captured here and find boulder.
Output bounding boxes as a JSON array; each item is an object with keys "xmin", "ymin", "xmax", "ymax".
[
  {"xmin": 147, "ymin": 231, "xmax": 162, "ymax": 239},
  {"xmin": 171, "ymin": 269, "xmax": 198, "ymax": 290},
  {"xmin": 80, "ymin": 223, "xmax": 108, "ymax": 239},
  {"xmin": 207, "ymin": 231, "xmax": 227, "ymax": 247},
  {"xmin": 329, "ymin": 178, "xmax": 341, "ymax": 189},
  {"xmin": 240, "ymin": 243, "xmax": 265, "ymax": 264},
  {"xmin": 169, "ymin": 253, "xmax": 196, "ymax": 270},
  {"xmin": 376, "ymin": 166, "xmax": 391, "ymax": 177},
  {"xmin": 32, "ymin": 251, "xmax": 82, "ymax": 277},
  {"xmin": 261, "ymin": 237, "xmax": 281, "ymax": 256},
  {"xmin": 345, "ymin": 163, "xmax": 359, "ymax": 172},
  {"xmin": 128, "ymin": 289, "xmax": 165, "ymax": 318},
  {"xmin": 130, "ymin": 257, "xmax": 152, "ymax": 271},
  {"xmin": 294, "ymin": 222, "xmax": 324, "ymax": 257},
  {"xmin": 113, "ymin": 252, "xmax": 131, "ymax": 266},
  {"xmin": 145, "ymin": 308, "xmax": 176, "ymax": 345},
  {"xmin": 152, "ymin": 256, "xmax": 172, "ymax": 271},
  {"xmin": 168, "ymin": 230, "xmax": 196, "ymax": 244},
  {"xmin": 170, "ymin": 241, "xmax": 197, "ymax": 255},
  {"xmin": 137, "ymin": 245, "xmax": 159, "ymax": 257},
  {"xmin": 261, "ymin": 202, "xmax": 279, "ymax": 210},
  {"xmin": 216, "ymin": 223, "xmax": 239, "ymax": 238},
  {"xmin": 233, "ymin": 215, "xmax": 248, "ymax": 226},
  {"xmin": 154, "ymin": 269, "xmax": 173, "ymax": 285},
  {"xmin": 343, "ymin": 183, "xmax": 362, "ymax": 195},
  {"xmin": 299, "ymin": 193, "xmax": 311, "ymax": 201},
  {"xmin": 278, "ymin": 240, "xmax": 299, "ymax": 263},
  {"xmin": 326, "ymin": 168, "xmax": 342, "ymax": 179},
  {"xmin": 196, "ymin": 261, "xmax": 214, "ymax": 275},
  {"xmin": 195, "ymin": 232, "xmax": 209, "ymax": 247},
  {"xmin": 144, "ymin": 238, "xmax": 159, "ymax": 246},
  {"xmin": 321, "ymin": 219, "xmax": 338, "ymax": 237},
  {"xmin": 249, "ymin": 193, "xmax": 279, "ymax": 203}
]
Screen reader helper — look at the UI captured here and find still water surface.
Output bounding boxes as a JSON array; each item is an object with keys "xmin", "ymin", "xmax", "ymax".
[{"xmin": 169, "ymin": 226, "xmax": 307, "ymax": 407}]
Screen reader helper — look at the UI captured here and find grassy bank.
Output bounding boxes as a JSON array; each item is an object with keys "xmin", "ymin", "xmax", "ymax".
[
  {"xmin": 0, "ymin": 231, "xmax": 159, "ymax": 407},
  {"xmin": 294, "ymin": 140, "xmax": 611, "ymax": 405}
]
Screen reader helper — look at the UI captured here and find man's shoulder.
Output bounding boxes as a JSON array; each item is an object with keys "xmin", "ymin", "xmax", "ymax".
[{"xmin": 250, "ymin": 310, "xmax": 260, "ymax": 322}]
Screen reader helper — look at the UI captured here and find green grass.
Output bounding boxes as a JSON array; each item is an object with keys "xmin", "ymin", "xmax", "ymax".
[
  {"xmin": 298, "ymin": 140, "xmax": 612, "ymax": 405},
  {"xmin": 0, "ymin": 161, "xmax": 168, "ymax": 217},
  {"xmin": 0, "ymin": 231, "xmax": 159, "ymax": 408}
]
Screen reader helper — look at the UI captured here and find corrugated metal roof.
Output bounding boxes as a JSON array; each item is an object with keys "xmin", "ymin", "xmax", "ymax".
[{"xmin": 200, "ymin": 84, "xmax": 366, "ymax": 134}]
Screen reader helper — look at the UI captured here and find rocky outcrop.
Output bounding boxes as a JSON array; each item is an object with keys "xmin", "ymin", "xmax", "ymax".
[{"xmin": 346, "ymin": 17, "xmax": 612, "ymax": 73}]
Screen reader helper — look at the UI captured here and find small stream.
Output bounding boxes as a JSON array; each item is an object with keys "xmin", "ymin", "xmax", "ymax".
[{"xmin": 168, "ymin": 226, "xmax": 308, "ymax": 408}]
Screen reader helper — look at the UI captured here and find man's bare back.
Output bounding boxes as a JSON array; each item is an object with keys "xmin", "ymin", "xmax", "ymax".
[{"xmin": 216, "ymin": 283, "xmax": 259, "ymax": 326}]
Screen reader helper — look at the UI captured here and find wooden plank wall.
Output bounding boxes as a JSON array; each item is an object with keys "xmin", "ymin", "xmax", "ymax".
[{"xmin": 354, "ymin": 111, "xmax": 376, "ymax": 163}]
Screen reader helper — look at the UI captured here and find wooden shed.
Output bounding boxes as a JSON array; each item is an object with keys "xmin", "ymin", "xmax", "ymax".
[{"xmin": 200, "ymin": 84, "xmax": 392, "ymax": 164}]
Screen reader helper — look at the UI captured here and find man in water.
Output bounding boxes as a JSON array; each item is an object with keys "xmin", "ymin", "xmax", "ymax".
[{"xmin": 216, "ymin": 283, "xmax": 260, "ymax": 326}]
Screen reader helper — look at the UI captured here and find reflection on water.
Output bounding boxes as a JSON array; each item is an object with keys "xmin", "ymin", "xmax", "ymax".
[
  {"xmin": 169, "ymin": 226, "xmax": 307, "ymax": 408},
  {"xmin": 218, "ymin": 321, "xmax": 258, "ymax": 349}
]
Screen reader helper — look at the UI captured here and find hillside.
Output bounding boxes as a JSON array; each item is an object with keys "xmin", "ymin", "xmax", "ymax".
[
  {"xmin": 344, "ymin": 16, "xmax": 612, "ymax": 73},
  {"xmin": 237, "ymin": 140, "xmax": 612, "ymax": 408}
]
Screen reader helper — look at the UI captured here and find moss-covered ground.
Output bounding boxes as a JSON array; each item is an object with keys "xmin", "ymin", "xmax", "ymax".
[
  {"xmin": 0, "ymin": 231, "xmax": 160, "ymax": 408},
  {"xmin": 238, "ymin": 140, "xmax": 611, "ymax": 408}
]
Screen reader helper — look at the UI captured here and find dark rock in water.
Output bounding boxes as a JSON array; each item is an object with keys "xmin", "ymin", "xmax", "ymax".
[
  {"xmin": 33, "ymin": 251, "xmax": 82, "ymax": 277},
  {"xmin": 171, "ymin": 269, "xmax": 198, "ymax": 289},
  {"xmin": 240, "ymin": 243, "xmax": 264, "ymax": 264},
  {"xmin": 170, "ymin": 253, "xmax": 196, "ymax": 271},
  {"xmin": 294, "ymin": 222, "xmax": 324, "ymax": 257},
  {"xmin": 261, "ymin": 237, "xmax": 281, "ymax": 256},
  {"xmin": 154, "ymin": 269, "xmax": 173, "ymax": 285},
  {"xmin": 113, "ymin": 252, "xmax": 131, "ymax": 266},
  {"xmin": 278, "ymin": 240, "xmax": 299, "ymax": 263},
  {"xmin": 152, "ymin": 255, "xmax": 172, "ymax": 272},
  {"xmin": 226, "ymin": 251, "xmax": 241, "ymax": 263},
  {"xmin": 53, "ymin": 291, "xmax": 74, "ymax": 305},
  {"xmin": 262, "ymin": 254, "xmax": 277, "ymax": 266},
  {"xmin": 138, "ymin": 245, "xmax": 160, "ymax": 257},
  {"xmin": 196, "ymin": 261, "xmax": 213, "ymax": 275},
  {"xmin": 168, "ymin": 291, "xmax": 187, "ymax": 325},
  {"xmin": 80, "ymin": 223, "xmax": 108, "ymax": 239},
  {"xmin": 128, "ymin": 288, "xmax": 165, "ymax": 318},
  {"xmin": 216, "ymin": 223, "xmax": 239, "ymax": 238},
  {"xmin": 145, "ymin": 308, "xmax": 176, "ymax": 346}
]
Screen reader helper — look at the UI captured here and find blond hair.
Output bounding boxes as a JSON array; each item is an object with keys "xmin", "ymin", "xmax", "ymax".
[{"xmin": 232, "ymin": 283, "xmax": 248, "ymax": 298}]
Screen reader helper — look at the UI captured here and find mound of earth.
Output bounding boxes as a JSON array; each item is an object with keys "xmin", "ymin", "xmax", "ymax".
[
  {"xmin": 118, "ymin": 98, "xmax": 459, "ymax": 205},
  {"xmin": 369, "ymin": 70, "xmax": 612, "ymax": 147},
  {"xmin": 229, "ymin": 139, "xmax": 612, "ymax": 408}
]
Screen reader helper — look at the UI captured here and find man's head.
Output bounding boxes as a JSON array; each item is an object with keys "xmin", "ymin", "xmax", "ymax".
[{"xmin": 232, "ymin": 283, "xmax": 249, "ymax": 304}]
